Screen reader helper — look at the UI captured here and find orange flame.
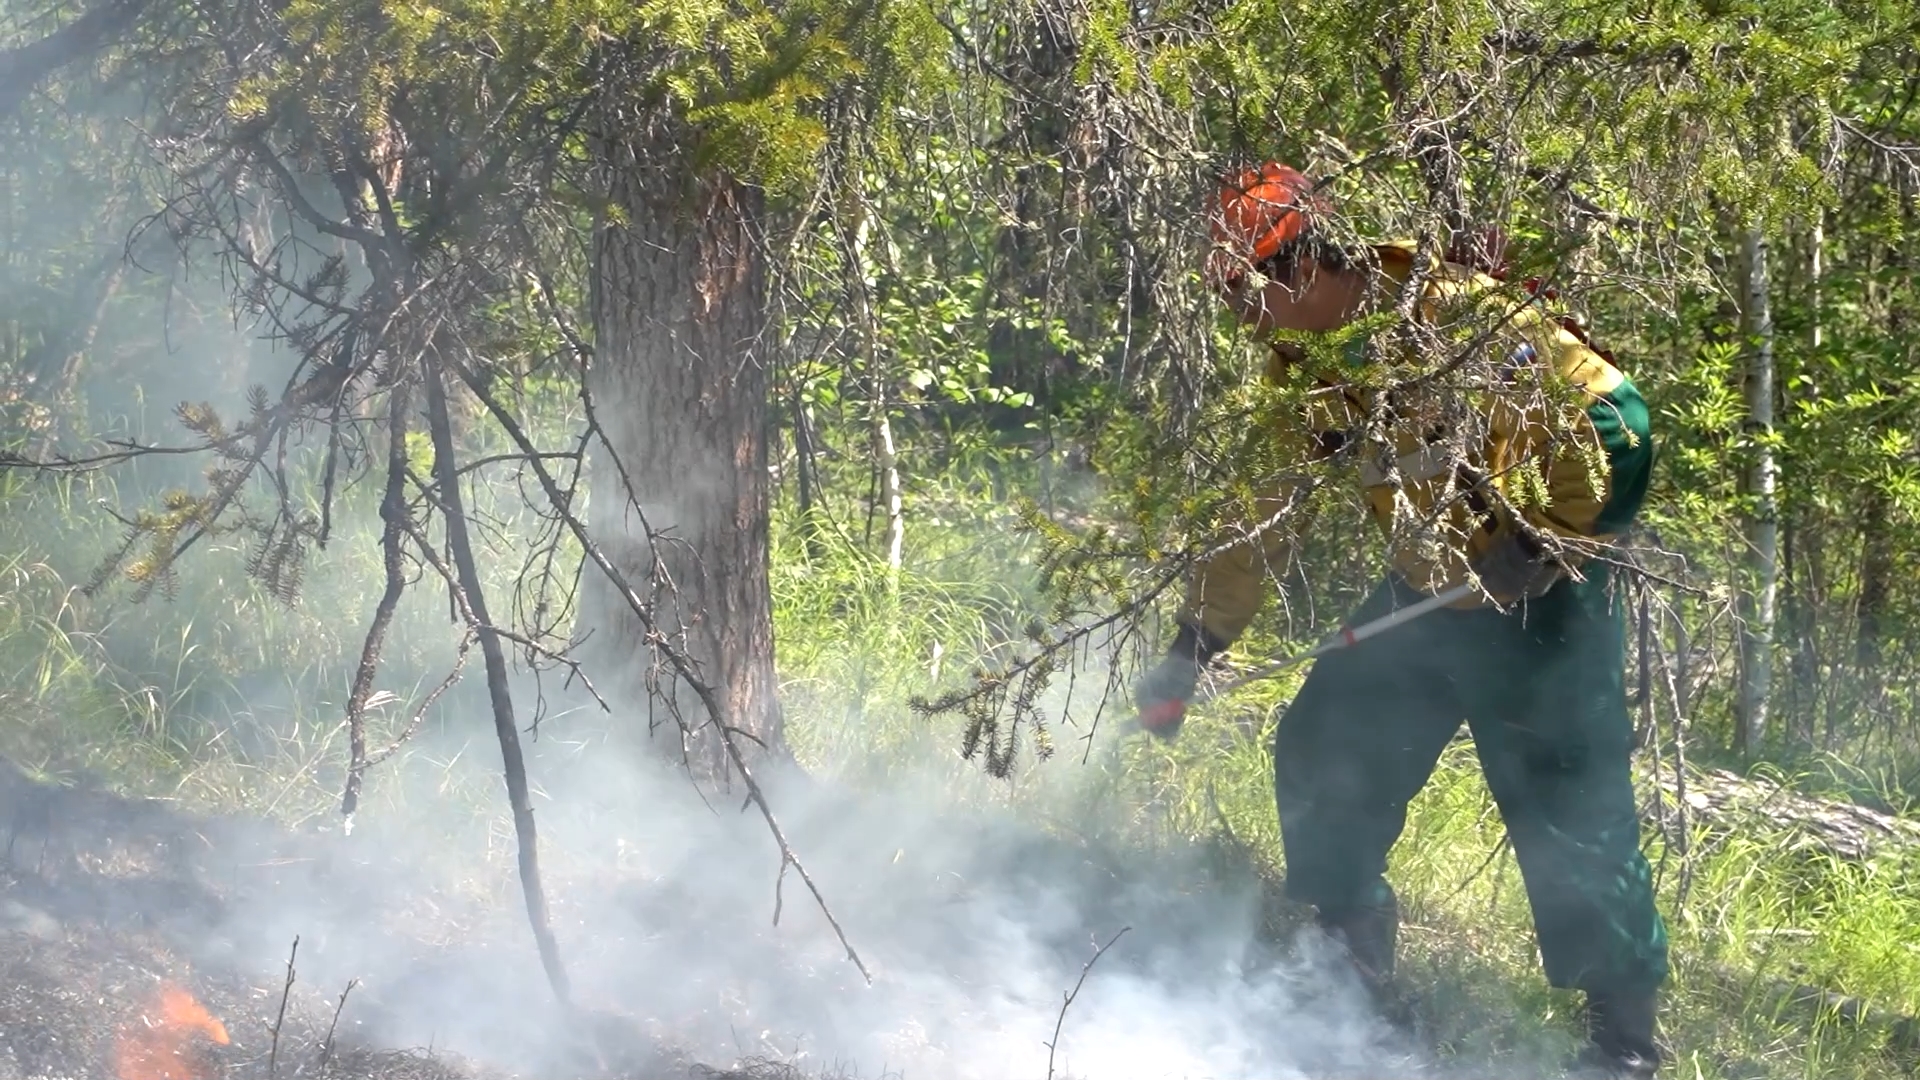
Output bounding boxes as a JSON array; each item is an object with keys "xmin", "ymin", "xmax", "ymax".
[{"xmin": 114, "ymin": 981, "xmax": 231, "ymax": 1080}]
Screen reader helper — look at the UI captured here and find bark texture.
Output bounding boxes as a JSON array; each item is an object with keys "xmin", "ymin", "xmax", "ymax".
[{"xmin": 584, "ymin": 108, "xmax": 785, "ymax": 784}]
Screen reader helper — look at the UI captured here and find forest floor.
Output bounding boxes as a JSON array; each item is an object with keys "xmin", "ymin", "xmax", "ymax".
[
  {"xmin": 0, "ymin": 748, "xmax": 1437, "ymax": 1080},
  {"xmin": 7, "ymin": 730, "xmax": 1912, "ymax": 1076},
  {"xmin": 0, "ymin": 752, "xmax": 579, "ymax": 1080}
]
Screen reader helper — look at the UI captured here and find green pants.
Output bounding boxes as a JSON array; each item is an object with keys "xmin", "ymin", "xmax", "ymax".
[{"xmin": 1274, "ymin": 565, "xmax": 1670, "ymax": 995}]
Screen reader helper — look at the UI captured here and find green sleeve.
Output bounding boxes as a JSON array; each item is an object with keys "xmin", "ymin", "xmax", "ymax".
[{"xmin": 1588, "ymin": 377, "xmax": 1654, "ymax": 536}]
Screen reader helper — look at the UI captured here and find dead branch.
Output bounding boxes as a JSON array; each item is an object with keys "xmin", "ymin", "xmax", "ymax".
[
  {"xmin": 341, "ymin": 376, "xmax": 415, "ymax": 820},
  {"xmin": 1046, "ymin": 926, "xmax": 1130, "ymax": 1080},
  {"xmin": 318, "ymin": 978, "xmax": 358, "ymax": 1067},
  {"xmin": 269, "ymin": 936, "xmax": 297, "ymax": 1078},
  {"xmin": 936, "ymin": 593, "xmax": 1159, "ymax": 757},
  {"xmin": 906, "ymin": 461, "xmax": 1328, "ymax": 773},
  {"xmin": 0, "ymin": 0, "xmax": 149, "ymax": 119},
  {"xmin": 1701, "ymin": 961, "xmax": 1920, "ymax": 1056},
  {"xmin": 1481, "ymin": 31, "xmax": 1693, "ymax": 69},
  {"xmin": 242, "ymin": 133, "xmax": 384, "ymax": 247},
  {"xmin": 446, "ymin": 355, "xmax": 873, "ymax": 985},
  {"xmin": 421, "ymin": 348, "xmax": 573, "ymax": 1007},
  {"xmin": 1641, "ymin": 765, "xmax": 1920, "ymax": 864},
  {"xmin": 391, "ymin": 465, "xmax": 608, "ymax": 715},
  {"xmin": 363, "ymin": 629, "xmax": 475, "ymax": 772}
]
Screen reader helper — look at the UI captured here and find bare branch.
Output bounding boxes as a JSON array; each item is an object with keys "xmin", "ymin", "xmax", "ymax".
[
  {"xmin": 341, "ymin": 376, "xmax": 414, "ymax": 821},
  {"xmin": 1482, "ymin": 31, "xmax": 1694, "ymax": 69},
  {"xmin": 0, "ymin": 0, "xmax": 148, "ymax": 118},
  {"xmin": 445, "ymin": 353, "xmax": 873, "ymax": 985},
  {"xmin": 362, "ymin": 629, "xmax": 474, "ymax": 771},
  {"xmin": 1046, "ymin": 926, "xmax": 1130, "ymax": 1080},
  {"xmin": 242, "ymin": 134, "xmax": 386, "ymax": 247},
  {"xmin": 421, "ymin": 347, "xmax": 573, "ymax": 1007}
]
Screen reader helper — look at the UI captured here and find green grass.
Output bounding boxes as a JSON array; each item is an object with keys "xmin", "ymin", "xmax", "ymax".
[
  {"xmin": 0, "ymin": 443, "xmax": 539, "ymax": 826},
  {"xmin": 3, "ymin": 439, "xmax": 1919, "ymax": 1080}
]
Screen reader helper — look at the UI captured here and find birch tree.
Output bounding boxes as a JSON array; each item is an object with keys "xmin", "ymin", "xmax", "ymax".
[{"xmin": 1737, "ymin": 224, "xmax": 1780, "ymax": 754}]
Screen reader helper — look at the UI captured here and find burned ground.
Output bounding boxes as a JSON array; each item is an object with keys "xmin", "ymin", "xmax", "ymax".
[
  {"xmin": 0, "ymin": 755, "xmax": 705, "ymax": 1080},
  {"xmin": 0, "ymin": 866, "xmax": 515, "ymax": 1080},
  {"xmin": 0, "ymin": 748, "xmax": 1445, "ymax": 1080}
]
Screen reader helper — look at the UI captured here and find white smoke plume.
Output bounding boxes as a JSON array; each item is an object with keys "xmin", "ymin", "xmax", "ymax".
[{"xmin": 135, "ymin": 662, "xmax": 1435, "ymax": 1080}]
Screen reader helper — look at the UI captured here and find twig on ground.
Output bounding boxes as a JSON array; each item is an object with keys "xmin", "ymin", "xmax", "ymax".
[
  {"xmin": 1046, "ymin": 926, "xmax": 1130, "ymax": 1080},
  {"xmin": 269, "ymin": 936, "xmax": 298, "ymax": 1078},
  {"xmin": 318, "ymin": 978, "xmax": 358, "ymax": 1067}
]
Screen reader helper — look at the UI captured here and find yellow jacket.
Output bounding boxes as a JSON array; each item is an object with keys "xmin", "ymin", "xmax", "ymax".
[{"xmin": 1182, "ymin": 249, "xmax": 1654, "ymax": 646}]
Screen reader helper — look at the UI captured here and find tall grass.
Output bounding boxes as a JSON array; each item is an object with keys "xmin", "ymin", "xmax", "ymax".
[{"xmin": 0, "ymin": 401, "xmax": 562, "ymax": 826}]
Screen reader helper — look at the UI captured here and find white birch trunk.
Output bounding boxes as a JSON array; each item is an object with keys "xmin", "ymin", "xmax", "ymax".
[
  {"xmin": 849, "ymin": 205, "xmax": 903, "ymax": 572},
  {"xmin": 1736, "ymin": 225, "xmax": 1779, "ymax": 754}
]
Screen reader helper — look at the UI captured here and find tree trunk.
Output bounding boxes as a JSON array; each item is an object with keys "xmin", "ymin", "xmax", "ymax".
[
  {"xmin": 1783, "ymin": 215, "xmax": 1823, "ymax": 746},
  {"xmin": 1856, "ymin": 194, "xmax": 1911, "ymax": 703},
  {"xmin": 846, "ymin": 204, "xmax": 903, "ymax": 572},
  {"xmin": 1736, "ymin": 225, "xmax": 1778, "ymax": 756},
  {"xmin": 981, "ymin": 1, "xmax": 1076, "ymax": 423},
  {"xmin": 791, "ymin": 381, "xmax": 827, "ymax": 562},
  {"xmin": 869, "ymin": 376, "xmax": 904, "ymax": 572},
  {"xmin": 1856, "ymin": 489, "xmax": 1893, "ymax": 674},
  {"xmin": 583, "ymin": 111, "xmax": 786, "ymax": 785}
]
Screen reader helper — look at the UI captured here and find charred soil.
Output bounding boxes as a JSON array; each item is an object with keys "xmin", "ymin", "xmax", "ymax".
[{"xmin": 0, "ymin": 755, "xmax": 773, "ymax": 1080}]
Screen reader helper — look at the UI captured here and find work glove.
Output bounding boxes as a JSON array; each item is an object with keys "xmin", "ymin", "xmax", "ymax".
[
  {"xmin": 1133, "ymin": 623, "xmax": 1227, "ymax": 739},
  {"xmin": 1472, "ymin": 529, "xmax": 1562, "ymax": 605}
]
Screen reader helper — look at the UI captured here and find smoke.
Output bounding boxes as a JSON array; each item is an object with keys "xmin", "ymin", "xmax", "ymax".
[
  {"xmin": 125, "ymin": 652, "xmax": 1437, "ymax": 1080},
  {"xmin": 0, "ymin": 393, "xmax": 1445, "ymax": 1078}
]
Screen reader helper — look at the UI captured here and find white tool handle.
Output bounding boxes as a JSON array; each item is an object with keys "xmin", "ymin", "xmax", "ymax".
[{"xmin": 1205, "ymin": 581, "xmax": 1476, "ymax": 698}]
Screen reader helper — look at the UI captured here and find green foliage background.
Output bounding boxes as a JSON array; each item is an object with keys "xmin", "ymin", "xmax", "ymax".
[{"xmin": 5, "ymin": 0, "xmax": 1920, "ymax": 1075}]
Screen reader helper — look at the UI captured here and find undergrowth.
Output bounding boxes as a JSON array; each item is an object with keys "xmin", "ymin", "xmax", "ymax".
[{"xmin": 1, "ymin": 437, "xmax": 1918, "ymax": 1080}]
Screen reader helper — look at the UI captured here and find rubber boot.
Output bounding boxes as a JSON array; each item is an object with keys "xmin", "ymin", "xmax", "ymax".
[
  {"xmin": 1573, "ymin": 989, "xmax": 1661, "ymax": 1079},
  {"xmin": 1315, "ymin": 887, "xmax": 1400, "ymax": 1014}
]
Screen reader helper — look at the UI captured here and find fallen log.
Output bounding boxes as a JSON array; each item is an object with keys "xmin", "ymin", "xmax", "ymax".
[
  {"xmin": 1628, "ymin": 766, "xmax": 1920, "ymax": 1059},
  {"xmin": 1638, "ymin": 765, "xmax": 1920, "ymax": 863},
  {"xmin": 1699, "ymin": 961, "xmax": 1920, "ymax": 1060}
]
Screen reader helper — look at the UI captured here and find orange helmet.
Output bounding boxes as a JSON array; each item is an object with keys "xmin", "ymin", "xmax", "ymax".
[
  {"xmin": 1212, "ymin": 163, "xmax": 1324, "ymax": 259},
  {"xmin": 1207, "ymin": 161, "xmax": 1326, "ymax": 291}
]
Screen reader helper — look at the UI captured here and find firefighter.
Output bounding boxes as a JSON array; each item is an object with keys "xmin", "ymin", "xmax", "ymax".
[{"xmin": 1133, "ymin": 162, "xmax": 1667, "ymax": 1079}]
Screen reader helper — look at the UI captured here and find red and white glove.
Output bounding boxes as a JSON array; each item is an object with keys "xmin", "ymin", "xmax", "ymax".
[{"xmin": 1133, "ymin": 624, "xmax": 1227, "ymax": 739}]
